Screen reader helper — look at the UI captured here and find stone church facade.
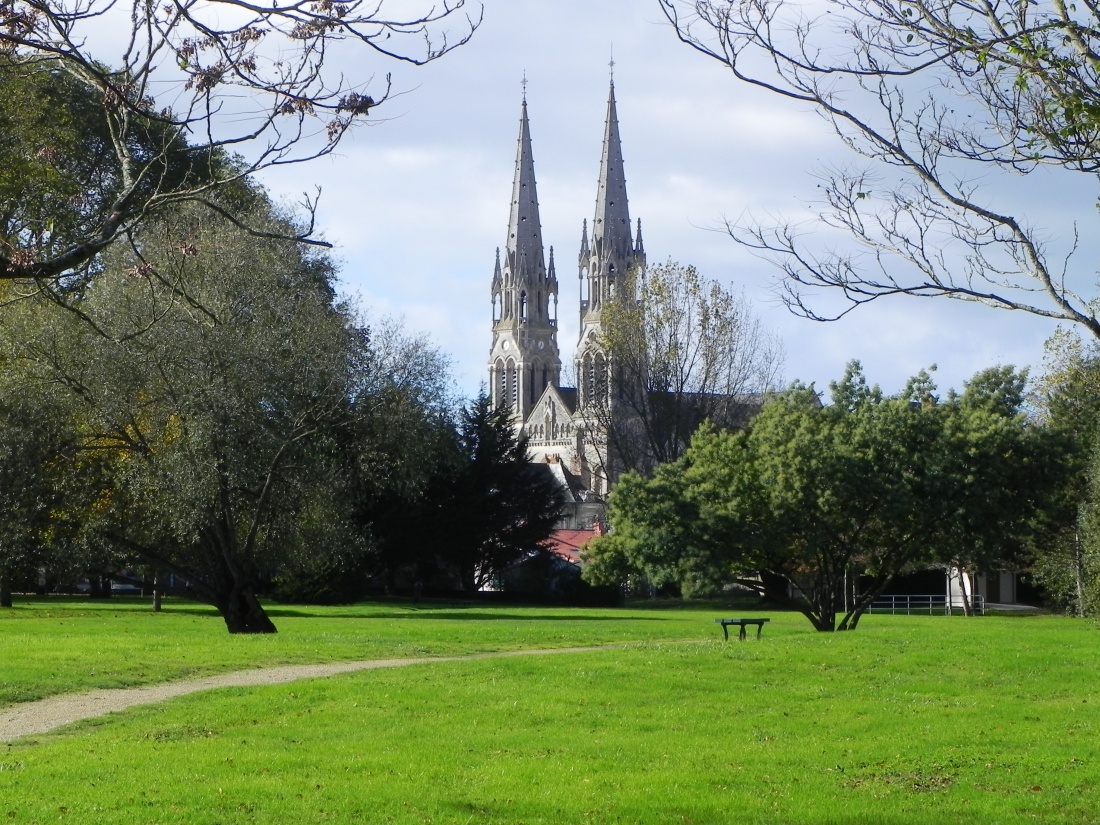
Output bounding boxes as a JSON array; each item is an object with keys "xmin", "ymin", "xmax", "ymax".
[{"xmin": 487, "ymin": 81, "xmax": 644, "ymax": 528}]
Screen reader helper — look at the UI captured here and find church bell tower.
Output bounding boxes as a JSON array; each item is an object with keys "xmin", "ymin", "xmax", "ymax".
[
  {"xmin": 576, "ymin": 78, "xmax": 646, "ymax": 410},
  {"xmin": 488, "ymin": 93, "xmax": 561, "ymax": 420}
]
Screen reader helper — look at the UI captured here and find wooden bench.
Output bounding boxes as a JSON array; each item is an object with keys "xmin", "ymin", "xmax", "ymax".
[{"xmin": 714, "ymin": 617, "xmax": 770, "ymax": 640}]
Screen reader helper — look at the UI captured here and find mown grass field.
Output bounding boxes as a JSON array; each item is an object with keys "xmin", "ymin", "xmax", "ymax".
[{"xmin": 1, "ymin": 597, "xmax": 1097, "ymax": 824}]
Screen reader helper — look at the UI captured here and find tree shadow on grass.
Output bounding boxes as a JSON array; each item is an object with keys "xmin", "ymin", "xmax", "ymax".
[{"xmin": 261, "ymin": 607, "xmax": 673, "ymax": 622}]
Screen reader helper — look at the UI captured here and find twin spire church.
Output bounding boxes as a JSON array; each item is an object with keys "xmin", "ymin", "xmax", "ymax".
[{"xmin": 487, "ymin": 80, "xmax": 645, "ymax": 518}]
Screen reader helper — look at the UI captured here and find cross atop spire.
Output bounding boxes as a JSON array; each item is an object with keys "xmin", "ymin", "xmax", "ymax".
[
  {"xmin": 609, "ymin": 45, "xmax": 615, "ymax": 83},
  {"xmin": 521, "ymin": 71, "xmax": 528, "ymax": 101}
]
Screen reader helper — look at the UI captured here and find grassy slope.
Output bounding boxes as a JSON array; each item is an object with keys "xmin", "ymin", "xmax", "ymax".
[{"xmin": 1, "ymin": 599, "xmax": 1098, "ymax": 824}]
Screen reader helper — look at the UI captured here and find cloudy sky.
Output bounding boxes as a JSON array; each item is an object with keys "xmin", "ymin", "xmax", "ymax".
[{"xmin": 258, "ymin": 0, "xmax": 1077, "ymax": 400}]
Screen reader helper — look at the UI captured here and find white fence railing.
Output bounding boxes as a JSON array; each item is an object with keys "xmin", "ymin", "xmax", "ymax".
[{"xmin": 868, "ymin": 594, "xmax": 985, "ymax": 616}]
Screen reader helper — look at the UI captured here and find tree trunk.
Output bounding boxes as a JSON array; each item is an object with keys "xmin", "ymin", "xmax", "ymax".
[
  {"xmin": 838, "ymin": 570, "xmax": 894, "ymax": 631},
  {"xmin": 460, "ymin": 564, "xmax": 478, "ymax": 595},
  {"xmin": 151, "ymin": 571, "xmax": 162, "ymax": 613},
  {"xmin": 219, "ymin": 586, "xmax": 278, "ymax": 634},
  {"xmin": 957, "ymin": 567, "xmax": 974, "ymax": 617},
  {"xmin": 0, "ymin": 576, "xmax": 12, "ymax": 608},
  {"xmin": 1074, "ymin": 532, "xmax": 1086, "ymax": 619}
]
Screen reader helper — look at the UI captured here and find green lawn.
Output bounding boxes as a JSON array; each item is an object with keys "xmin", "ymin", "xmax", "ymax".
[
  {"xmin": 0, "ymin": 597, "xmax": 719, "ymax": 706},
  {"xmin": 1, "ymin": 597, "xmax": 1097, "ymax": 824}
]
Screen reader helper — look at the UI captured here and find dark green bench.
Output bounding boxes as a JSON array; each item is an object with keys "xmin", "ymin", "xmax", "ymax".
[{"xmin": 714, "ymin": 617, "xmax": 770, "ymax": 640}]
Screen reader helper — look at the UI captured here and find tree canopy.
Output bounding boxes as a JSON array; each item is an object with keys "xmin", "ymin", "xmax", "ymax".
[
  {"xmin": 1029, "ymin": 331, "xmax": 1100, "ymax": 615},
  {"xmin": 0, "ymin": 1, "xmax": 479, "ymax": 282},
  {"xmin": 588, "ymin": 260, "xmax": 784, "ymax": 477},
  {"xmin": 1, "ymin": 192, "xmax": 361, "ymax": 632},
  {"xmin": 584, "ymin": 362, "xmax": 1053, "ymax": 630}
]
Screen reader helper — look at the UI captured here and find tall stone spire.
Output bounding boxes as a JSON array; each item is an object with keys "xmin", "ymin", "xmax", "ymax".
[
  {"xmin": 591, "ymin": 80, "xmax": 633, "ymax": 265},
  {"xmin": 577, "ymin": 79, "xmax": 645, "ymax": 408},
  {"xmin": 488, "ymin": 92, "xmax": 561, "ymax": 421},
  {"xmin": 507, "ymin": 98, "xmax": 545, "ymax": 282}
]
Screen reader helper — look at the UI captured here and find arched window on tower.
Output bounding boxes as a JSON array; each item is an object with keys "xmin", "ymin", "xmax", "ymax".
[
  {"xmin": 520, "ymin": 291, "xmax": 528, "ymax": 323},
  {"xmin": 595, "ymin": 353, "xmax": 608, "ymax": 407},
  {"xmin": 583, "ymin": 353, "xmax": 595, "ymax": 408},
  {"xmin": 496, "ymin": 359, "xmax": 507, "ymax": 408},
  {"xmin": 505, "ymin": 358, "xmax": 517, "ymax": 412}
]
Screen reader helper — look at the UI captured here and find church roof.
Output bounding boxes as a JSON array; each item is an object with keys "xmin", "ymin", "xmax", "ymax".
[
  {"xmin": 556, "ymin": 386, "xmax": 578, "ymax": 415},
  {"xmin": 544, "ymin": 528, "xmax": 601, "ymax": 565}
]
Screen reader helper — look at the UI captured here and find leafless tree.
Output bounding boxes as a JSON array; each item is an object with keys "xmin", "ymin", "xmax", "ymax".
[
  {"xmin": 659, "ymin": 0, "xmax": 1100, "ymax": 338},
  {"xmin": 0, "ymin": 0, "xmax": 480, "ymax": 282},
  {"xmin": 586, "ymin": 260, "xmax": 784, "ymax": 477}
]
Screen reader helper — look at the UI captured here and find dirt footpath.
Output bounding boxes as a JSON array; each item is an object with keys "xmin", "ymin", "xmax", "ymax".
[{"xmin": 0, "ymin": 646, "xmax": 614, "ymax": 743}]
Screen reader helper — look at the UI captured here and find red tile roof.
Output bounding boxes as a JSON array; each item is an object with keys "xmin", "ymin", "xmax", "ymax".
[{"xmin": 544, "ymin": 529, "xmax": 599, "ymax": 563}]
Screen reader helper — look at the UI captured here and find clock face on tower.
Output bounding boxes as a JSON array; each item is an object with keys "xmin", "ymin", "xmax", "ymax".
[{"xmin": 538, "ymin": 340, "xmax": 545, "ymax": 350}]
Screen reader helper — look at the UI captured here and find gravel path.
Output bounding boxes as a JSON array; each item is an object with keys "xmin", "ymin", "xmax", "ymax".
[{"xmin": 1, "ymin": 646, "xmax": 615, "ymax": 743}]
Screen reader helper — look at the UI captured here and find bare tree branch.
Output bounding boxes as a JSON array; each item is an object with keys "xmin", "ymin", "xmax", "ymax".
[
  {"xmin": 659, "ymin": 0, "xmax": 1100, "ymax": 338},
  {"xmin": 0, "ymin": 0, "xmax": 481, "ymax": 281}
]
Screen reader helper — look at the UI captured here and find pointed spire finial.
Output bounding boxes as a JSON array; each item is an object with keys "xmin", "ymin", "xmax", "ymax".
[
  {"xmin": 521, "ymin": 71, "xmax": 528, "ymax": 102},
  {"xmin": 609, "ymin": 45, "xmax": 615, "ymax": 84}
]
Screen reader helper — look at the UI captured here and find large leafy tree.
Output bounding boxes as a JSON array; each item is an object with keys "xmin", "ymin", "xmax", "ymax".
[
  {"xmin": 932, "ymin": 366, "xmax": 1057, "ymax": 613},
  {"xmin": 2, "ymin": 195, "xmax": 360, "ymax": 632},
  {"xmin": 659, "ymin": 0, "xmax": 1100, "ymax": 339},
  {"xmin": 1030, "ymin": 332, "xmax": 1100, "ymax": 615},
  {"xmin": 0, "ymin": 390, "xmax": 74, "ymax": 606},
  {"xmin": 0, "ymin": 1, "xmax": 479, "ymax": 282},
  {"xmin": 430, "ymin": 394, "xmax": 568, "ymax": 593},
  {"xmin": 588, "ymin": 260, "xmax": 784, "ymax": 477},
  {"xmin": 302, "ymin": 320, "xmax": 458, "ymax": 600},
  {"xmin": 585, "ymin": 362, "xmax": 1051, "ymax": 630}
]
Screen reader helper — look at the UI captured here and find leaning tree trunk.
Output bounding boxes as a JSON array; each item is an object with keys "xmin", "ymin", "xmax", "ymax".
[{"xmin": 219, "ymin": 585, "xmax": 278, "ymax": 634}]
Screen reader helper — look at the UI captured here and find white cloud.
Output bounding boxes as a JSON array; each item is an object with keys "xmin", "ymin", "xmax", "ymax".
[{"xmin": 249, "ymin": 0, "xmax": 1071, "ymax": 401}]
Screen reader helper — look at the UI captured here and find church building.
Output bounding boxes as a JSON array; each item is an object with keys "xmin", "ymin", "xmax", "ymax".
[{"xmin": 487, "ymin": 80, "xmax": 645, "ymax": 528}]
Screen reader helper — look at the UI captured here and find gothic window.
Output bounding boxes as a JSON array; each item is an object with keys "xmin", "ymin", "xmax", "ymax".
[
  {"xmin": 505, "ymin": 359, "xmax": 517, "ymax": 411},
  {"xmin": 496, "ymin": 359, "xmax": 507, "ymax": 408},
  {"xmin": 595, "ymin": 353, "xmax": 608, "ymax": 406},
  {"xmin": 583, "ymin": 353, "xmax": 595, "ymax": 407},
  {"xmin": 520, "ymin": 291, "xmax": 528, "ymax": 323}
]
